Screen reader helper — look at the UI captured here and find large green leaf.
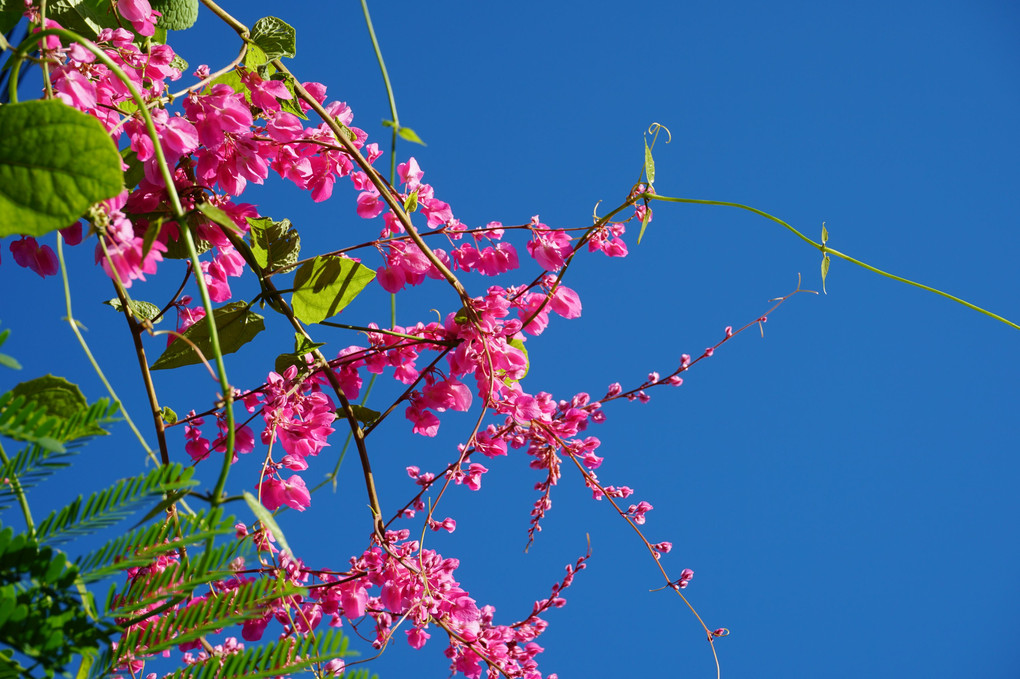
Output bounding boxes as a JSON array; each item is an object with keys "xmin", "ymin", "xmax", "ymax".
[
  {"xmin": 0, "ymin": 100, "xmax": 123, "ymax": 237},
  {"xmin": 151, "ymin": 0, "xmax": 199, "ymax": 31},
  {"xmin": 247, "ymin": 216, "xmax": 300, "ymax": 273},
  {"xmin": 249, "ymin": 16, "xmax": 296, "ymax": 61},
  {"xmin": 291, "ymin": 256, "xmax": 375, "ymax": 325},
  {"xmin": 150, "ymin": 302, "xmax": 265, "ymax": 370},
  {"xmin": 9, "ymin": 375, "xmax": 87, "ymax": 421}
]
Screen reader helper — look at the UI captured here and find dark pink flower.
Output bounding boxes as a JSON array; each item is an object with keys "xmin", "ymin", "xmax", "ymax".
[{"xmin": 10, "ymin": 237, "xmax": 58, "ymax": 277}]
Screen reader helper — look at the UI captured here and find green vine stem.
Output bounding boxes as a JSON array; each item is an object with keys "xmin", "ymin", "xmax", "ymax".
[
  {"xmin": 56, "ymin": 234, "xmax": 160, "ymax": 466},
  {"xmin": 359, "ymin": 0, "xmax": 401, "ymax": 183},
  {"xmin": 0, "ymin": 441, "xmax": 35, "ymax": 540},
  {"xmin": 648, "ymin": 194, "xmax": 1020, "ymax": 331}
]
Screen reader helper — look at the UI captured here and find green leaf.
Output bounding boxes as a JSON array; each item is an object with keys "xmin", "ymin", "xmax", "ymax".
[
  {"xmin": 10, "ymin": 375, "xmax": 86, "ymax": 420},
  {"xmin": 0, "ymin": 100, "xmax": 123, "ymax": 237},
  {"xmin": 41, "ymin": 0, "xmax": 119, "ymax": 37},
  {"xmin": 244, "ymin": 42, "xmax": 270, "ymax": 70},
  {"xmin": 637, "ymin": 203, "xmax": 652, "ymax": 244},
  {"xmin": 195, "ymin": 201, "xmax": 242, "ymax": 235},
  {"xmin": 0, "ymin": 326, "xmax": 21, "ymax": 371},
  {"xmin": 250, "ymin": 16, "xmax": 296, "ymax": 61},
  {"xmin": 121, "ymin": 148, "xmax": 145, "ymax": 189},
  {"xmin": 291, "ymin": 256, "xmax": 375, "ymax": 325},
  {"xmin": 247, "ymin": 216, "xmax": 301, "ymax": 273},
  {"xmin": 397, "ymin": 126, "xmax": 426, "ymax": 145},
  {"xmin": 150, "ymin": 302, "xmax": 265, "ymax": 370},
  {"xmin": 348, "ymin": 404, "xmax": 380, "ymax": 425},
  {"xmin": 243, "ymin": 491, "xmax": 293, "ymax": 556},
  {"xmin": 382, "ymin": 120, "xmax": 427, "ymax": 146},
  {"xmin": 821, "ymin": 253, "xmax": 830, "ymax": 295},
  {"xmin": 276, "ymin": 75, "xmax": 309, "ymax": 119},
  {"xmin": 103, "ymin": 298, "xmax": 162, "ymax": 324},
  {"xmin": 644, "ymin": 135, "xmax": 655, "ymax": 185},
  {"xmin": 160, "ymin": 406, "xmax": 178, "ymax": 425},
  {"xmin": 150, "ymin": 0, "xmax": 199, "ymax": 31},
  {"xmin": 274, "ymin": 333, "xmax": 325, "ymax": 374},
  {"xmin": 821, "ymin": 221, "xmax": 829, "ymax": 245},
  {"xmin": 403, "ymin": 189, "xmax": 419, "ymax": 213}
]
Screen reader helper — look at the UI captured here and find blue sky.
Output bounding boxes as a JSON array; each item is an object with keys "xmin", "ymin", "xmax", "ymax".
[{"xmin": 2, "ymin": 1, "xmax": 1019, "ymax": 677}]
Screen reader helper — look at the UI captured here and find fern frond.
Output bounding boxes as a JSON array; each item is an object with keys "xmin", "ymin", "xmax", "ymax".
[
  {"xmin": 166, "ymin": 628, "xmax": 367, "ymax": 679},
  {"xmin": 50, "ymin": 398, "xmax": 121, "ymax": 446},
  {"xmin": 110, "ymin": 540, "xmax": 250, "ymax": 617},
  {"xmin": 112, "ymin": 578, "xmax": 304, "ymax": 664},
  {"xmin": 34, "ymin": 464, "xmax": 197, "ymax": 546},
  {"xmin": 0, "ymin": 391, "xmax": 64, "ymax": 452},
  {"xmin": 77, "ymin": 508, "xmax": 235, "ymax": 583},
  {"xmin": 0, "ymin": 444, "xmax": 75, "ymax": 512}
]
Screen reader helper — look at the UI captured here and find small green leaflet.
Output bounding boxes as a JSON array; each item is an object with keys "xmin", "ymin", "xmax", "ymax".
[
  {"xmin": 274, "ymin": 333, "xmax": 325, "ymax": 374},
  {"xmin": 243, "ymin": 491, "xmax": 293, "ymax": 557},
  {"xmin": 291, "ymin": 256, "xmax": 375, "ymax": 325},
  {"xmin": 820, "ymin": 221, "xmax": 830, "ymax": 294},
  {"xmin": 644, "ymin": 135, "xmax": 655, "ymax": 185},
  {"xmin": 347, "ymin": 404, "xmax": 380, "ymax": 426},
  {"xmin": 150, "ymin": 302, "xmax": 265, "ymax": 370},
  {"xmin": 0, "ymin": 100, "xmax": 123, "ymax": 237},
  {"xmin": 403, "ymin": 189, "xmax": 419, "ymax": 213},
  {"xmin": 247, "ymin": 216, "xmax": 301, "ymax": 272},
  {"xmin": 382, "ymin": 120, "xmax": 426, "ymax": 146},
  {"xmin": 103, "ymin": 298, "xmax": 162, "ymax": 324},
  {"xmin": 0, "ymin": 326, "xmax": 21, "ymax": 370},
  {"xmin": 250, "ymin": 16, "xmax": 297, "ymax": 61},
  {"xmin": 160, "ymin": 406, "xmax": 178, "ymax": 425},
  {"xmin": 195, "ymin": 202, "xmax": 242, "ymax": 235}
]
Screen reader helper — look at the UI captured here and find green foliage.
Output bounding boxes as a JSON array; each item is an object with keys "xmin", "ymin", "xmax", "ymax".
[
  {"xmin": 381, "ymin": 120, "xmax": 425, "ymax": 146},
  {"xmin": 273, "ymin": 333, "xmax": 324, "ymax": 374},
  {"xmin": 150, "ymin": 302, "xmax": 266, "ymax": 370},
  {"xmin": 76, "ymin": 508, "xmax": 235, "ymax": 583},
  {"xmin": 247, "ymin": 216, "xmax": 301, "ymax": 273},
  {"xmin": 103, "ymin": 298, "xmax": 162, "ymax": 324},
  {"xmin": 0, "ymin": 100, "xmax": 123, "ymax": 237},
  {"xmin": 0, "ymin": 392, "xmax": 65, "ymax": 454},
  {"xmin": 166, "ymin": 628, "xmax": 370, "ymax": 679},
  {"xmin": 114, "ymin": 578, "xmax": 304, "ymax": 663},
  {"xmin": 151, "ymin": 0, "xmax": 199, "ymax": 31},
  {"xmin": 0, "ymin": 380, "xmax": 120, "ymax": 503},
  {"xmin": 249, "ymin": 16, "xmax": 297, "ymax": 61},
  {"xmin": 34, "ymin": 464, "xmax": 197, "ymax": 546},
  {"xmin": 291, "ymin": 255, "xmax": 375, "ymax": 325},
  {"xmin": 108, "ymin": 540, "xmax": 249, "ymax": 617},
  {"xmin": 0, "ymin": 525, "xmax": 114, "ymax": 678},
  {"xmin": 0, "ymin": 326, "xmax": 21, "ymax": 371}
]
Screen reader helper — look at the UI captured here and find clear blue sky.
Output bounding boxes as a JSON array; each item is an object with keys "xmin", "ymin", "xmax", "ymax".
[{"xmin": 2, "ymin": 1, "xmax": 1018, "ymax": 677}]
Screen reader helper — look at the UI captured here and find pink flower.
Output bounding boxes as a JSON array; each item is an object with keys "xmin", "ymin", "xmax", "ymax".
[
  {"xmin": 257, "ymin": 474, "xmax": 311, "ymax": 512},
  {"xmin": 407, "ymin": 627, "xmax": 430, "ymax": 649},
  {"xmin": 526, "ymin": 223, "xmax": 572, "ymax": 270},
  {"xmin": 118, "ymin": 0, "xmax": 161, "ymax": 37},
  {"xmin": 10, "ymin": 237, "xmax": 58, "ymax": 277}
]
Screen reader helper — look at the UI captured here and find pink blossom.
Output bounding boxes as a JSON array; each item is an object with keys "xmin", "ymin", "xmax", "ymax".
[
  {"xmin": 118, "ymin": 0, "xmax": 160, "ymax": 37},
  {"xmin": 10, "ymin": 237, "xmax": 58, "ymax": 277},
  {"xmin": 526, "ymin": 223, "xmax": 572, "ymax": 270},
  {"xmin": 257, "ymin": 474, "xmax": 311, "ymax": 512}
]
